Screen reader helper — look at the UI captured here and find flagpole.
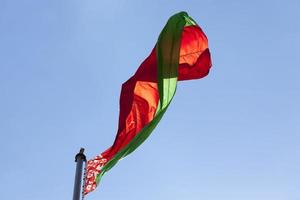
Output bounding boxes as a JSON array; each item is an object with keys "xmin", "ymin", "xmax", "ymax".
[{"xmin": 73, "ymin": 148, "xmax": 86, "ymax": 200}]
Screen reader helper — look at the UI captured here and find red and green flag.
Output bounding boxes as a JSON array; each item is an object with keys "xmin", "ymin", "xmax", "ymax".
[{"xmin": 84, "ymin": 11, "xmax": 212, "ymax": 195}]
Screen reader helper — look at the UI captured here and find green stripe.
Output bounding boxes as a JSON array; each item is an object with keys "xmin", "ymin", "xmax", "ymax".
[
  {"xmin": 184, "ymin": 14, "xmax": 197, "ymax": 26},
  {"xmin": 157, "ymin": 12, "xmax": 187, "ymax": 109},
  {"xmin": 95, "ymin": 11, "xmax": 192, "ymax": 185}
]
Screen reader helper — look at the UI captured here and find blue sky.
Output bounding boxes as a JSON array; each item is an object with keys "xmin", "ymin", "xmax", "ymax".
[{"xmin": 0, "ymin": 1, "xmax": 300, "ymax": 200}]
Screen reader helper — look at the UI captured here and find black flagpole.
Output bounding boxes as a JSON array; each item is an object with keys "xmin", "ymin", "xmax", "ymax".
[{"xmin": 73, "ymin": 148, "xmax": 86, "ymax": 200}]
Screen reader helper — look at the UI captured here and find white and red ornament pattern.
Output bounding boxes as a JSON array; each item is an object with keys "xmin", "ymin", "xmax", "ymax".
[{"xmin": 84, "ymin": 155, "xmax": 107, "ymax": 194}]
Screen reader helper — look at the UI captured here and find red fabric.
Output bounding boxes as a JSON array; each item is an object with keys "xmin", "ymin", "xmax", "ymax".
[
  {"xmin": 84, "ymin": 25, "xmax": 211, "ymax": 194},
  {"xmin": 179, "ymin": 25, "xmax": 211, "ymax": 80}
]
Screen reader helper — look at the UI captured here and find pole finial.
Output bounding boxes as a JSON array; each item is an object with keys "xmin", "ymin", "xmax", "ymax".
[{"xmin": 75, "ymin": 147, "xmax": 86, "ymax": 162}]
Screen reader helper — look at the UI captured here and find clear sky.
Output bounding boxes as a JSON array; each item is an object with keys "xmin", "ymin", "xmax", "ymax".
[{"xmin": 0, "ymin": 1, "xmax": 300, "ymax": 200}]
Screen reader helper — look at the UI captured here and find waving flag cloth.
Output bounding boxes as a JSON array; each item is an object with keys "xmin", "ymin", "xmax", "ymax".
[{"xmin": 84, "ymin": 11, "xmax": 212, "ymax": 195}]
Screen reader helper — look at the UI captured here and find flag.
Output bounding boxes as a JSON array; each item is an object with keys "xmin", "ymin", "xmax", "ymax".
[{"xmin": 84, "ymin": 11, "xmax": 212, "ymax": 195}]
